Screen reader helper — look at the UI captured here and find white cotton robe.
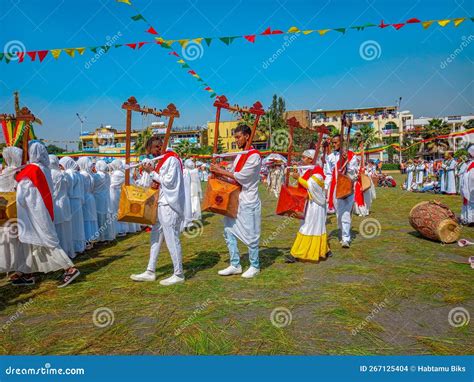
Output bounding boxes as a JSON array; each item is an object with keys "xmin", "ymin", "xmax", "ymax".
[
  {"xmin": 444, "ymin": 159, "xmax": 457, "ymax": 194},
  {"xmin": 460, "ymin": 161, "xmax": 474, "ymax": 224},
  {"xmin": 181, "ymin": 160, "xmax": 194, "ymax": 230},
  {"xmin": 93, "ymin": 160, "xmax": 116, "ymax": 241},
  {"xmin": 16, "ymin": 143, "xmax": 74, "ymax": 273},
  {"xmin": 189, "ymin": 167, "xmax": 202, "ymax": 220},
  {"xmin": 405, "ymin": 164, "xmax": 415, "ymax": 191},
  {"xmin": 109, "ymin": 159, "xmax": 128, "ymax": 236},
  {"xmin": 49, "ymin": 155, "xmax": 74, "ymax": 258},
  {"xmin": 77, "ymin": 157, "xmax": 99, "ymax": 243},
  {"xmin": 223, "ymin": 152, "xmax": 262, "ymax": 248}
]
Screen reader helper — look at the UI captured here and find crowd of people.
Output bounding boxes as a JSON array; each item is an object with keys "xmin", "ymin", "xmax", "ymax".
[{"xmin": 1, "ymin": 128, "xmax": 473, "ymax": 288}]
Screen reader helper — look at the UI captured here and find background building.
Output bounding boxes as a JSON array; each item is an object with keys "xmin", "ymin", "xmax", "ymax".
[{"xmin": 207, "ymin": 120, "xmax": 268, "ymax": 152}]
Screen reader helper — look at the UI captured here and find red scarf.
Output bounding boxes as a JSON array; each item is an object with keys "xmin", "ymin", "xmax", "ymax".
[
  {"xmin": 235, "ymin": 148, "xmax": 260, "ymax": 172},
  {"xmin": 328, "ymin": 150, "xmax": 355, "ymax": 210},
  {"xmin": 15, "ymin": 164, "xmax": 54, "ymax": 221},
  {"xmin": 155, "ymin": 151, "xmax": 183, "ymax": 173},
  {"xmin": 463, "ymin": 161, "xmax": 474, "ymax": 205},
  {"xmin": 298, "ymin": 166, "xmax": 325, "ymax": 191}
]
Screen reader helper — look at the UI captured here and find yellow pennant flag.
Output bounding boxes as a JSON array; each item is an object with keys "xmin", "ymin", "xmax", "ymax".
[
  {"xmin": 192, "ymin": 74, "xmax": 200, "ymax": 79},
  {"xmin": 76, "ymin": 47, "xmax": 86, "ymax": 55},
  {"xmin": 421, "ymin": 20, "xmax": 434, "ymax": 29},
  {"xmin": 155, "ymin": 37, "xmax": 164, "ymax": 43},
  {"xmin": 177, "ymin": 59, "xmax": 185, "ymax": 64},
  {"xmin": 178, "ymin": 39, "xmax": 189, "ymax": 48},
  {"xmin": 193, "ymin": 38, "xmax": 204, "ymax": 44},
  {"xmin": 318, "ymin": 29, "xmax": 330, "ymax": 36},
  {"xmin": 64, "ymin": 48, "xmax": 75, "ymax": 58},
  {"xmin": 288, "ymin": 26, "xmax": 300, "ymax": 33},
  {"xmin": 453, "ymin": 18, "xmax": 465, "ymax": 27},
  {"xmin": 437, "ymin": 19, "xmax": 451, "ymax": 27},
  {"xmin": 116, "ymin": 0, "xmax": 131, "ymax": 5},
  {"xmin": 302, "ymin": 30, "xmax": 314, "ymax": 35},
  {"xmin": 50, "ymin": 49, "xmax": 62, "ymax": 59}
]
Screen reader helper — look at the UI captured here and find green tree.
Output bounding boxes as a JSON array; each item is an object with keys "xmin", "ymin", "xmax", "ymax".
[
  {"xmin": 419, "ymin": 118, "xmax": 451, "ymax": 157},
  {"xmin": 46, "ymin": 144, "xmax": 66, "ymax": 155},
  {"xmin": 134, "ymin": 128, "xmax": 153, "ymax": 155},
  {"xmin": 353, "ymin": 125, "xmax": 380, "ymax": 150}
]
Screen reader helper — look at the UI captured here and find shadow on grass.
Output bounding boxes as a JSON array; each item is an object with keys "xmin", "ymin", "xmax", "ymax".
[
  {"xmin": 155, "ymin": 250, "xmax": 221, "ymax": 280},
  {"xmin": 258, "ymin": 247, "xmax": 288, "ymax": 270}
]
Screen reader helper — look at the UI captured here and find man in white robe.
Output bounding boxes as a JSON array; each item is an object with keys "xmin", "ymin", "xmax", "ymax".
[
  {"xmin": 324, "ymin": 135, "xmax": 360, "ymax": 248},
  {"xmin": 59, "ymin": 157, "xmax": 86, "ymax": 255},
  {"xmin": 93, "ymin": 160, "xmax": 115, "ymax": 242},
  {"xmin": 16, "ymin": 143, "xmax": 80, "ymax": 287},
  {"xmin": 181, "ymin": 159, "xmax": 194, "ymax": 230},
  {"xmin": 49, "ymin": 155, "xmax": 74, "ymax": 258},
  {"xmin": 131, "ymin": 137, "xmax": 186, "ymax": 286},
  {"xmin": 210, "ymin": 124, "xmax": 262, "ymax": 279},
  {"xmin": 444, "ymin": 152, "xmax": 457, "ymax": 195},
  {"xmin": 187, "ymin": 159, "xmax": 202, "ymax": 220},
  {"xmin": 415, "ymin": 159, "xmax": 425, "ymax": 191},
  {"xmin": 405, "ymin": 160, "xmax": 415, "ymax": 191},
  {"xmin": 460, "ymin": 146, "xmax": 474, "ymax": 225}
]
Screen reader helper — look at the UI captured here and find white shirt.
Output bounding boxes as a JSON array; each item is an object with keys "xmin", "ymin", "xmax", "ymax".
[{"xmin": 231, "ymin": 152, "xmax": 262, "ymax": 205}]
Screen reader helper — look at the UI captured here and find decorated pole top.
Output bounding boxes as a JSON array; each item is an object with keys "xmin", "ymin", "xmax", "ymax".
[
  {"xmin": 121, "ymin": 96, "xmax": 180, "ymax": 118},
  {"xmin": 213, "ymin": 95, "xmax": 265, "ymax": 116}
]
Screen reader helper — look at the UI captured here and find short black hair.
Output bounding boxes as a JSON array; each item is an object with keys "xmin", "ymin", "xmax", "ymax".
[
  {"xmin": 145, "ymin": 135, "xmax": 163, "ymax": 150},
  {"xmin": 234, "ymin": 124, "xmax": 251, "ymax": 136}
]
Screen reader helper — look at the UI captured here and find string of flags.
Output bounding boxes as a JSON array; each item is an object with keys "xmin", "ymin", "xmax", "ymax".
[{"xmin": 0, "ymin": 119, "xmax": 36, "ymax": 146}]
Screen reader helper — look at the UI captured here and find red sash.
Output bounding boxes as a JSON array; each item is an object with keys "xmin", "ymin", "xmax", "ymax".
[
  {"xmin": 463, "ymin": 162, "xmax": 474, "ymax": 205},
  {"xmin": 15, "ymin": 164, "xmax": 54, "ymax": 221},
  {"xmin": 298, "ymin": 166, "xmax": 325, "ymax": 191},
  {"xmin": 155, "ymin": 151, "xmax": 183, "ymax": 173},
  {"xmin": 235, "ymin": 148, "xmax": 260, "ymax": 172},
  {"xmin": 328, "ymin": 150, "xmax": 355, "ymax": 210}
]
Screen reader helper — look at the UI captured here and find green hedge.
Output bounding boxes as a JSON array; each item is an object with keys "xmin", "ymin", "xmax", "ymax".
[{"xmin": 381, "ymin": 163, "xmax": 400, "ymax": 170}]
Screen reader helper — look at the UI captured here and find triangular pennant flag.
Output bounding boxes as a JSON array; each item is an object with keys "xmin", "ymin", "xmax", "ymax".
[
  {"xmin": 182, "ymin": 63, "xmax": 190, "ymax": 68},
  {"xmin": 4, "ymin": 54, "xmax": 11, "ymax": 64},
  {"xmin": 160, "ymin": 43, "xmax": 172, "ymax": 49},
  {"xmin": 210, "ymin": 93, "xmax": 216, "ymax": 98},
  {"xmin": 334, "ymin": 28, "xmax": 346, "ymax": 34},
  {"xmin": 288, "ymin": 26, "xmax": 300, "ymax": 33},
  {"xmin": 116, "ymin": 0, "xmax": 131, "ymax": 4},
  {"xmin": 392, "ymin": 23, "xmax": 405, "ymax": 30},
  {"xmin": 155, "ymin": 37, "xmax": 164, "ymax": 43},
  {"xmin": 351, "ymin": 25, "xmax": 364, "ymax": 31},
  {"xmin": 302, "ymin": 30, "xmax": 313, "ymax": 35},
  {"xmin": 147, "ymin": 26, "xmax": 158, "ymax": 35},
  {"xmin": 50, "ymin": 49, "xmax": 62, "ymax": 59},
  {"xmin": 197, "ymin": 78, "xmax": 204, "ymax": 82},
  {"xmin": 272, "ymin": 29, "xmax": 284, "ymax": 34},
  {"xmin": 261, "ymin": 27, "xmax": 272, "ymax": 35},
  {"xmin": 125, "ymin": 43, "xmax": 137, "ymax": 49},
  {"xmin": 379, "ymin": 20, "xmax": 390, "ymax": 28},
  {"xmin": 193, "ymin": 38, "xmax": 203, "ymax": 44},
  {"xmin": 204, "ymin": 86, "xmax": 211, "ymax": 91},
  {"xmin": 114, "ymin": 44, "xmax": 122, "ymax": 48},
  {"xmin": 204, "ymin": 37, "xmax": 212, "ymax": 46},
  {"xmin": 244, "ymin": 35, "xmax": 256, "ymax": 43},
  {"xmin": 188, "ymin": 70, "xmax": 197, "ymax": 75},
  {"xmin": 0, "ymin": 53, "xmax": 3, "ymax": 62},
  {"xmin": 101, "ymin": 45, "xmax": 110, "ymax": 53},
  {"xmin": 192, "ymin": 74, "xmax": 200, "ymax": 79},
  {"xmin": 90, "ymin": 46, "xmax": 99, "ymax": 53},
  {"xmin": 169, "ymin": 51, "xmax": 179, "ymax": 57},
  {"xmin": 219, "ymin": 37, "xmax": 236, "ymax": 45},
  {"xmin": 76, "ymin": 47, "xmax": 86, "ymax": 55},
  {"xmin": 37, "ymin": 50, "xmax": 48, "ymax": 62},
  {"xmin": 437, "ymin": 19, "xmax": 451, "ymax": 27},
  {"xmin": 137, "ymin": 42, "xmax": 147, "ymax": 49},
  {"xmin": 317, "ymin": 29, "xmax": 330, "ymax": 35},
  {"xmin": 453, "ymin": 18, "xmax": 466, "ymax": 27},
  {"xmin": 406, "ymin": 18, "xmax": 420, "ymax": 23},
  {"xmin": 64, "ymin": 48, "xmax": 75, "ymax": 58},
  {"xmin": 422, "ymin": 20, "xmax": 434, "ymax": 29},
  {"xmin": 131, "ymin": 14, "xmax": 145, "ymax": 21},
  {"xmin": 17, "ymin": 52, "xmax": 25, "ymax": 63},
  {"xmin": 177, "ymin": 59, "xmax": 185, "ymax": 64},
  {"xmin": 27, "ymin": 51, "xmax": 36, "ymax": 61},
  {"xmin": 178, "ymin": 39, "xmax": 189, "ymax": 48}
]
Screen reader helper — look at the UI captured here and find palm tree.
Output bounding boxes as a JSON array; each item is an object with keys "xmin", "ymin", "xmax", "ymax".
[
  {"xmin": 419, "ymin": 118, "xmax": 451, "ymax": 158},
  {"xmin": 353, "ymin": 125, "xmax": 380, "ymax": 150},
  {"xmin": 134, "ymin": 128, "xmax": 153, "ymax": 155}
]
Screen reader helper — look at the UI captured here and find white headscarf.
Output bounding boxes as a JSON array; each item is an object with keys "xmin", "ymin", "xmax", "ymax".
[
  {"xmin": 29, "ymin": 142, "xmax": 50, "ymax": 168},
  {"xmin": 59, "ymin": 156, "xmax": 79, "ymax": 171},
  {"xmin": 302, "ymin": 149, "xmax": 315, "ymax": 160},
  {"xmin": 0, "ymin": 146, "xmax": 23, "ymax": 192},
  {"xmin": 110, "ymin": 159, "xmax": 124, "ymax": 172},
  {"xmin": 77, "ymin": 157, "xmax": 93, "ymax": 174},
  {"xmin": 49, "ymin": 154, "xmax": 60, "ymax": 170},
  {"xmin": 184, "ymin": 159, "xmax": 195, "ymax": 170},
  {"xmin": 96, "ymin": 160, "xmax": 108, "ymax": 173}
]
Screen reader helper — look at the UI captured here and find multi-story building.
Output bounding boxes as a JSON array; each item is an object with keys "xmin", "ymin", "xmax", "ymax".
[{"xmin": 207, "ymin": 120, "xmax": 268, "ymax": 152}]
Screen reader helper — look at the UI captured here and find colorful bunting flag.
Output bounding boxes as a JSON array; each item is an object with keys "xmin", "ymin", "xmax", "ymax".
[
  {"xmin": 50, "ymin": 49, "xmax": 62, "ymax": 59},
  {"xmin": 64, "ymin": 48, "xmax": 75, "ymax": 58},
  {"xmin": 204, "ymin": 38, "xmax": 213, "ymax": 46},
  {"xmin": 27, "ymin": 51, "xmax": 36, "ymax": 61},
  {"xmin": 318, "ymin": 29, "xmax": 330, "ymax": 35},
  {"xmin": 392, "ymin": 23, "xmax": 405, "ymax": 30},
  {"xmin": 17, "ymin": 52, "xmax": 25, "ymax": 63},
  {"xmin": 438, "ymin": 19, "xmax": 451, "ymax": 27},
  {"xmin": 116, "ymin": 0, "xmax": 131, "ymax": 5},
  {"xmin": 334, "ymin": 28, "xmax": 346, "ymax": 34},
  {"xmin": 126, "ymin": 43, "xmax": 137, "ymax": 49},
  {"xmin": 219, "ymin": 37, "xmax": 237, "ymax": 45},
  {"xmin": 37, "ymin": 50, "xmax": 48, "ymax": 62},
  {"xmin": 288, "ymin": 26, "xmax": 300, "ymax": 33},
  {"xmin": 244, "ymin": 35, "xmax": 256, "ymax": 43},
  {"xmin": 422, "ymin": 20, "xmax": 434, "ymax": 29},
  {"xmin": 379, "ymin": 20, "xmax": 390, "ymax": 28},
  {"xmin": 406, "ymin": 18, "xmax": 421, "ymax": 23},
  {"xmin": 453, "ymin": 18, "xmax": 466, "ymax": 27},
  {"xmin": 76, "ymin": 47, "xmax": 86, "ymax": 55},
  {"xmin": 131, "ymin": 14, "xmax": 145, "ymax": 21},
  {"xmin": 147, "ymin": 26, "xmax": 158, "ymax": 35}
]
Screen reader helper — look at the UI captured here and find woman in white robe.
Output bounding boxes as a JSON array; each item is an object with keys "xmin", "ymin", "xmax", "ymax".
[
  {"xmin": 460, "ymin": 146, "xmax": 474, "ymax": 224},
  {"xmin": 0, "ymin": 147, "xmax": 28, "ymax": 276},
  {"xmin": 444, "ymin": 154, "xmax": 457, "ymax": 195},
  {"xmin": 77, "ymin": 157, "xmax": 99, "ymax": 246},
  {"xmin": 109, "ymin": 159, "xmax": 128, "ymax": 237},
  {"xmin": 16, "ymin": 143, "xmax": 80, "ymax": 287},
  {"xmin": 405, "ymin": 161, "xmax": 415, "ymax": 191},
  {"xmin": 181, "ymin": 159, "xmax": 194, "ymax": 230},
  {"xmin": 415, "ymin": 161, "xmax": 425, "ymax": 191},
  {"xmin": 93, "ymin": 160, "xmax": 115, "ymax": 242},
  {"xmin": 59, "ymin": 156, "xmax": 86, "ymax": 255},
  {"xmin": 188, "ymin": 160, "xmax": 202, "ymax": 220},
  {"xmin": 49, "ymin": 155, "xmax": 74, "ymax": 258}
]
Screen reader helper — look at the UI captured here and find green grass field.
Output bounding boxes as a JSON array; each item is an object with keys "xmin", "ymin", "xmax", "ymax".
[{"xmin": 1, "ymin": 173, "xmax": 473, "ymax": 355}]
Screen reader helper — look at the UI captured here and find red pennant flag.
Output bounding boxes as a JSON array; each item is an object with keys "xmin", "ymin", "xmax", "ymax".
[
  {"xmin": 261, "ymin": 27, "xmax": 272, "ymax": 35},
  {"xmin": 406, "ymin": 18, "xmax": 421, "ymax": 23},
  {"xmin": 37, "ymin": 50, "xmax": 49, "ymax": 62},
  {"xmin": 272, "ymin": 29, "xmax": 284, "ymax": 34},
  {"xmin": 188, "ymin": 70, "xmax": 197, "ymax": 75},
  {"xmin": 204, "ymin": 86, "xmax": 211, "ymax": 91},
  {"xmin": 17, "ymin": 52, "xmax": 25, "ymax": 63},
  {"xmin": 379, "ymin": 20, "xmax": 390, "ymax": 28},
  {"xmin": 146, "ymin": 26, "xmax": 158, "ymax": 35},
  {"xmin": 27, "ymin": 51, "xmax": 37, "ymax": 61},
  {"xmin": 244, "ymin": 35, "xmax": 256, "ymax": 43},
  {"xmin": 126, "ymin": 43, "xmax": 137, "ymax": 49},
  {"xmin": 137, "ymin": 42, "xmax": 147, "ymax": 49},
  {"xmin": 169, "ymin": 51, "xmax": 179, "ymax": 57},
  {"xmin": 392, "ymin": 23, "xmax": 405, "ymax": 30}
]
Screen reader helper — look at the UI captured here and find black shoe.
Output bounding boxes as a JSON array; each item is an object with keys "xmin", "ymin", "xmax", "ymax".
[
  {"xmin": 58, "ymin": 269, "xmax": 80, "ymax": 288},
  {"xmin": 284, "ymin": 255, "xmax": 297, "ymax": 263},
  {"xmin": 11, "ymin": 276, "xmax": 35, "ymax": 286}
]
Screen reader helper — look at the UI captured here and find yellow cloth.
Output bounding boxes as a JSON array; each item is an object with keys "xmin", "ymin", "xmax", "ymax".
[{"xmin": 290, "ymin": 232, "xmax": 329, "ymax": 262}]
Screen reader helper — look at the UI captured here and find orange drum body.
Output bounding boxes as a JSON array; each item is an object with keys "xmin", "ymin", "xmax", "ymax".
[
  {"xmin": 202, "ymin": 178, "xmax": 240, "ymax": 219},
  {"xmin": 409, "ymin": 201, "xmax": 461, "ymax": 243},
  {"xmin": 275, "ymin": 185, "xmax": 307, "ymax": 220},
  {"xmin": 360, "ymin": 174, "xmax": 371, "ymax": 192},
  {"xmin": 0, "ymin": 192, "xmax": 17, "ymax": 226},
  {"xmin": 118, "ymin": 185, "xmax": 159, "ymax": 225},
  {"xmin": 336, "ymin": 174, "xmax": 353, "ymax": 199}
]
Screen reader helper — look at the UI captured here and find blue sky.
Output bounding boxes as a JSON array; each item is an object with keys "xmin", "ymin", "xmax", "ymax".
[{"xmin": 0, "ymin": 0, "xmax": 473, "ymax": 146}]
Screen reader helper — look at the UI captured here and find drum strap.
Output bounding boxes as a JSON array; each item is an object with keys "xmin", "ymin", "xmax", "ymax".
[{"xmin": 235, "ymin": 148, "xmax": 260, "ymax": 173}]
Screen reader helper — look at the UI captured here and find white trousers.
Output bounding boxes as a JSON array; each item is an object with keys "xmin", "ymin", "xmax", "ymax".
[
  {"xmin": 147, "ymin": 204, "xmax": 184, "ymax": 277},
  {"xmin": 335, "ymin": 194, "xmax": 354, "ymax": 243}
]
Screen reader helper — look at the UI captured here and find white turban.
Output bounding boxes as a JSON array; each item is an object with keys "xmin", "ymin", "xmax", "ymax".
[
  {"xmin": 77, "ymin": 156, "xmax": 93, "ymax": 173},
  {"xmin": 110, "ymin": 159, "xmax": 124, "ymax": 171},
  {"xmin": 29, "ymin": 142, "xmax": 50, "ymax": 167},
  {"xmin": 2, "ymin": 146, "xmax": 23, "ymax": 169},
  {"xmin": 302, "ymin": 149, "xmax": 315, "ymax": 160},
  {"xmin": 96, "ymin": 160, "xmax": 108, "ymax": 172},
  {"xmin": 184, "ymin": 158, "xmax": 195, "ymax": 169}
]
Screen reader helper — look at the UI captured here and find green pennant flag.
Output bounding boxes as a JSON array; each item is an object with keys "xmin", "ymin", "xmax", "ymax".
[
  {"xmin": 4, "ymin": 54, "xmax": 11, "ymax": 64},
  {"xmin": 364, "ymin": 23, "xmax": 376, "ymax": 28},
  {"xmin": 197, "ymin": 78, "xmax": 204, "ymax": 82},
  {"xmin": 90, "ymin": 47, "xmax": 99, "ymax": 53},
  {"xmin": 160, "ymin": 43, "xmax": 172, "ymax": 49},
  {"xmin": 351, "ymin": 26, "xmax": 366, "ymax": 31},
  {"xmin": 204, "ymin": 38, "xmax": 212, "ymax": 47},
  {"xmin": 219, "ymin": 37, "xmax": 237, "ymax": 45},
  {"xmin": 210, "ymin": 92, "xmax": 216, "ymax": 98},
  {"xmin": 114, "ymin": 44, "xmax": 123, "ymax": 48},
  {"xmin": 0, "ymin": 53, "xmax": 3, "ymax": 62},
  {"xmin": 102, "ymin": 45, "xmax": 110, "ymax": 53},
  {"xmin": 334, "ymin": 28, "xmax": 346, "ymax": 34},
  {"xmin": 131, "ymin": 14, "xmax": 145, "ymax": 21},
  {"xmin": 182, "ymin": 63, "xmax": 190, "ymax": 68}
]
